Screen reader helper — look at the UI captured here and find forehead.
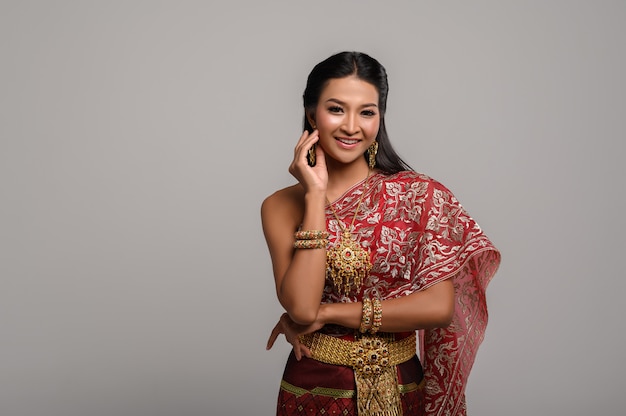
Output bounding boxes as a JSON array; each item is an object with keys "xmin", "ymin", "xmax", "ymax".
[{"xmin": 320, "ymin": 76, "xmax": 379, "ymax": 104}]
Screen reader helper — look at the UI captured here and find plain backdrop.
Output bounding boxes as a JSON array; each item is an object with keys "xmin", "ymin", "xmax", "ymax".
[{"xmin": 1, "ymin": 1, "xmax": 625, "ymax": 415}]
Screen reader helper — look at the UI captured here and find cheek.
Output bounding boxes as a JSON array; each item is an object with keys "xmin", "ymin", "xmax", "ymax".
[
  {"xmin": 365, "ymin": 119, "xmax": 381, "ymax": 138},
  {"xmin": 315, "ymin": 112, "xmax": 340, "ymax": 131}
]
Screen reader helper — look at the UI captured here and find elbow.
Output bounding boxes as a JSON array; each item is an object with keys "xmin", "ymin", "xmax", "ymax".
[
  {"xmin": 425, "ymin": 279, "xmax": 455, "ymax": 328},
  {"xmin": 421, "ymin": 310, "xmax": 453, "ymax": 330},
  {"xmin": 287, "ymin": 306, "xmax": 318, "ymax": 326},
  {"xmin": 436, "ymin": 307, "xmax": 454, "ymax": 328},
  {"xmin": 279, "ymin": 297, "xmax": 319, "ymax": 325},
  {"xmin": 278, "ymin": 288, "xmax": 321, "ymax": 326},
  {"xmin": 418, "ymin": 300, "xmax": 454, "ymax": 329},
  {"xmin": 430, "ymin": 301, "xmax": 454, "ymax": 328}
]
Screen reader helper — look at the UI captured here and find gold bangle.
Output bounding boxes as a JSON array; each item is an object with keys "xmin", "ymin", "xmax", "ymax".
[
  {"xmin": 359, "ymin": 298, "xmax": 373, "ymax": 333},
  {"xmin": 370, "ymin": 297, "xmax": 382, "ymax": 334},
  {"xmin": 293, "ymin": 239, "xmax": 327, "ymax": 249},
  {"xmin": 294, "ymin": 230, "xmax": 329, "ymax": 240}
]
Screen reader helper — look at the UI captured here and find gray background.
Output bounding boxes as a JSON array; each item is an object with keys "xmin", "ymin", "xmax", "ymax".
[{"xmin": 2, "ymin": 1, "xmax": 625, "ymax": 415}]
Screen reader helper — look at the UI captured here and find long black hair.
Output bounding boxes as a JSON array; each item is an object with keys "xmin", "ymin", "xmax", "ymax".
[{"xmin": 302, "ymin": 51, "xmax": 412, "ymax": 174}]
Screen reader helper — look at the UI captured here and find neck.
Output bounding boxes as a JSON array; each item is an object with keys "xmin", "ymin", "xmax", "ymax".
[{"xmin": 326, "ymin": 159, "xmax": 371, "ymax": 202}]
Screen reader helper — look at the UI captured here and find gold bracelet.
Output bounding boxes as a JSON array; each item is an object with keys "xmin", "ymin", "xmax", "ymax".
[
  {"xmin": 370, "ymin": 297, "xmax": 382, "ymax": 334},
  {"xmin": 293, "ymin": 239, "xmax": 327, "ymax": 249},
  {"xmin": 359, "ymin": 298, "xmax": 373, "ymax": 333},
  {"xmin": 294, "ymin": 230, "xmax": 329, "ymax": 240}
]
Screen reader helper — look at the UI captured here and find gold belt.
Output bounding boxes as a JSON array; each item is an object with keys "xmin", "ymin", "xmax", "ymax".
[
  {"xmin": 299, "ymin": 331, "xmax": 416, "ymax": 370},
  {"xmin": 299, "ymin": 332, "xmax": 417, "ymax": 416}
]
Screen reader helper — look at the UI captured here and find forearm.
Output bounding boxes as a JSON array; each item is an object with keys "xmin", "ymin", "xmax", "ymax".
[
  {"xmin": 373, "ymin": 286, "xmax": 454, "ymax": 331},
  {"xmin": 278, "ymin": 192, "xmax": 328, "ymax": 324},
  {"xmin": 319, "ymin": 280, "xmax": 455, "ymax": 332}
]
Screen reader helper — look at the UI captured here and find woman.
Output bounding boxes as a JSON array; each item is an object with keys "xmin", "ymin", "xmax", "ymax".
[{"xmin": 262, "ymin": 51, "xmax": 500, "ymax": 416}]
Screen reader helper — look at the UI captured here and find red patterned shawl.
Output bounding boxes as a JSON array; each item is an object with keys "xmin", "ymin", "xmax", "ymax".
[{"xmin": 323, "ymin": 171, "xmax": 501, "ymax": 416}]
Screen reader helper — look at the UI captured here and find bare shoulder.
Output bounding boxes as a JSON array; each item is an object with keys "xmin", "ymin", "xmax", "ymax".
[{"xmin": 261, "ymin": 184, "xmax": 305, "ymax": 232}]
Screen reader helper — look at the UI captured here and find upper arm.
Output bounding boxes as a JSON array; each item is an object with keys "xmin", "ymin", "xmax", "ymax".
[{"xmin": 261, "ymin": 190, "xmax": 302, "ymax": 298}]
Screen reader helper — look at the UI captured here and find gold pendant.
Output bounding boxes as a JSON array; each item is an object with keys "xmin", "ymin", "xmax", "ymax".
[{"xmin": 326, "ymin": 230, "xmax": 371, "ymax": 294}]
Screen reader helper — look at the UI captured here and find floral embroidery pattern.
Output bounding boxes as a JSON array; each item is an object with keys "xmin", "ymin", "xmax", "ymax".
[{"xmin": 323, "ymin": 171, "xmax": 500, "ymax": 416}]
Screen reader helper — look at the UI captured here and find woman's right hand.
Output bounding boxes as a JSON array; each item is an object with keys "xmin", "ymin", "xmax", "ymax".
[
  {"xmin": 289, "ymin": 130, "xmax": 328, "ymax": 194},
  {"xmin": 266, "ymin": 312, "xmax": 324, "ymax": 361}
]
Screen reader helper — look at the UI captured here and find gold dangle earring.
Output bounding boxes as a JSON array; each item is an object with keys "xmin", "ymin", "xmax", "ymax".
[
  {"xmin": 367, "ymin": 141, "xmax": 378, "ymax": 169},
  {"xmin": 307, "ymin": 123, "xmax": 317, "ymax": 166}
]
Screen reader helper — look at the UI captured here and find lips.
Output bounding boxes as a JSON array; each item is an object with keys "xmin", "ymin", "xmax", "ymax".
[{"xmin": 336, "ymin": 137, "xmax": 361, "ymax": 145}]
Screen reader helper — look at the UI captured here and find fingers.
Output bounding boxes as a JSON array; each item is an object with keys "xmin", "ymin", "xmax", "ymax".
[
  {"xmin": 288, "ymin": 130, "xmax": 328, "ymax": 192},
  {"xmin": 292, "ymin": 340, "xmax": 312, "ymax": 361},
  {"xmin": 312, "ymin": 141, "xmax": 326, "ymax": 168},
  {"xmin": 293, "ymin": 130, "xmax": 319, "ymax": 165},
  {"xmin": 291, "ymin": 337, "xmax": 310, "ymax": 361},
  {"xmin": 265, "ymin": 313, "xmax": 315, "ymax": 362},
  {"xmin": 293, "ymin": 344, "xmax": 302, "ymax": 361},
  {"xmin": 266, "ymin": 321, "xmax": 282, "ymax": 350},
  {"xmin": 296, "ymin": 129, "xmax": 319, "ymax": 150},
  {"xmin": 301, "ymin": 344, "xmax": 312, "ymax": 359}
]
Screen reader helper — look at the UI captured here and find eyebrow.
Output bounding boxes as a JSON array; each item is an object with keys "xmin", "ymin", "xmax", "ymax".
[{"xmin": 325, "ymin": 98, "xmax": 378, "ymax": 108}]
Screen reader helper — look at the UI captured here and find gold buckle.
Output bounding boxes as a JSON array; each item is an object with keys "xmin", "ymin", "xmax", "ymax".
[{"xmin": 351, "ymin": 335, "xmax": 391, "ymax": 377}]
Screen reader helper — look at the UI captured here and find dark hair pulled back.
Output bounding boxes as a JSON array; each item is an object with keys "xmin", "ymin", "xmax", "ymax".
[{"xmin": 302, "ymin": 51, "xmax": 412, "ymax": 174}]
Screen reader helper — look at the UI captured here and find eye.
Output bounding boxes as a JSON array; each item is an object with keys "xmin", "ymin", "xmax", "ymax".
[
  {"xmin": 361, "ymin": 109, "xmax": 377, "ymax": 117},
  {"xmin": 328, "ymin": 106, "xmax": 343, "ymax": 113}
]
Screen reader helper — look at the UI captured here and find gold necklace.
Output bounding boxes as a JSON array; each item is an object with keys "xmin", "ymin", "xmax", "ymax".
[{"xmin": 326, "ymin": 170, "xmax": 372, "ymax": 295}]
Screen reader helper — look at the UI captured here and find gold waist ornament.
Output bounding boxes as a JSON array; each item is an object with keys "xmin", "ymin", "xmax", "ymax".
[{"xmin": 299, "ymin": 331, "xmax": 416, "ymax": 416}]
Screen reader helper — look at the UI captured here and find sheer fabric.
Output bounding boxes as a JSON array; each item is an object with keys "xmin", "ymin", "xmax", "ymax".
[{"xmin": 276, "ymin": 171, "xmax": 500, "ymax": 416}]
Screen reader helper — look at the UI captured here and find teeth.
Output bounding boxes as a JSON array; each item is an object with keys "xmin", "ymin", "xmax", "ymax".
[{"xmin": 338, "ymin": 138, "xmax": 359, "ymax": 145}]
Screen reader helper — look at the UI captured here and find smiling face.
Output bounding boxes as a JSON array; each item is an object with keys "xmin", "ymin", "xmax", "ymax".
[{"xmin": 308, "ymin": 76, "xmax": 380, "ymax": 168}]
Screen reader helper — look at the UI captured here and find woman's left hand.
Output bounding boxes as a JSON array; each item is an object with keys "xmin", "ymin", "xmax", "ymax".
[{"xmin": 266, "ymin": 312, "xmax": 324, "ymax": 361}]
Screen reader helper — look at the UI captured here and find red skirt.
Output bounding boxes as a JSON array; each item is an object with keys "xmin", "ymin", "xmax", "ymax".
[{"xmin": 276, "ymin": 332, "xmax": 425, "ymax": 416}]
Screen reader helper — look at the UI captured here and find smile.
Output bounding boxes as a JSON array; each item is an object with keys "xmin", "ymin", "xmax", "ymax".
[{"xmin": 336, "ymin": 137, "xmax": 360, "ymax": 145}]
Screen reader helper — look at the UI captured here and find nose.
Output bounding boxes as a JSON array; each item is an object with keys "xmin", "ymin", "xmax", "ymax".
[{"xmin": 341, "ymin": 113, "xmax": 359, "ymax": 135}]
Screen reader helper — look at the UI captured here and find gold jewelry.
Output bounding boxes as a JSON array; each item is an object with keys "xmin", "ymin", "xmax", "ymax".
[
  {"xmin": 294, "ymin": 230, "xmax": 329, "ymax": 240},
  {"xmin": 307, "ymin": 143, "xmax": 317, "ymax": 166},
  {"xmin": 293, "ymin": 239, "xmax": 327, "ymax": 249},
  {"xmin": 367, "ymin": 141, "xmax": 378, "ymax": 169},
  {"xmin": 359, "ymin": 298, "xmax": 373, "ymax": 333},
  {"xmin": 299, "ymin": 331, "xmax": 414, "ymax": 416},
  {"xmin": 326, "ymin": 171, "xmax": 372, "ymax": 295},
  {"xmin": 370, "ymin": 297, "xmax": 382, "ymax": 334}
]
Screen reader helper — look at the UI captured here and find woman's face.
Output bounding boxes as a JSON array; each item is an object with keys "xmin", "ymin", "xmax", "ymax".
[{"xmin": 310, "ymin": 76, "xmax": 380, "ymax": 167}]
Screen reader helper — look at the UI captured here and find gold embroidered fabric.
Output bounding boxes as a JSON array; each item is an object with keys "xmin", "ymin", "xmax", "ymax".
[{"xmin": 279, "ymin": 379, "xmax": 424, "ymax": 399}]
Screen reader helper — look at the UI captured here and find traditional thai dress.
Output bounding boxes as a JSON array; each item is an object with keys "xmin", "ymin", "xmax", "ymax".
[{"xmin": 276, "ymin": 171, "xmax": 501, "ymax": 416}]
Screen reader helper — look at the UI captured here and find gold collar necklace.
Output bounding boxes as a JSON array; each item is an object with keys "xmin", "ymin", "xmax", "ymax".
[{"xmin": 326, "ymin": 170, "xmax": 373, "ymax": 295}]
